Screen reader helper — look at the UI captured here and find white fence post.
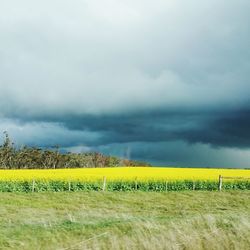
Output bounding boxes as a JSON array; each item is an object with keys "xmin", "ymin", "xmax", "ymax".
[
  {"xmin": 218, "ymin": 175, "xmax": 223, "ymax": 191},
  {"xmin": 32, "ymin": 179, "xmax": 35, "ymax": 192},
  {"xmin": 102, "ymin": 176, "xmax": 106, "ymax": 191},
  {"xmin": 135, "ymin": 177, "xmax": 138, "ymax": 191}
]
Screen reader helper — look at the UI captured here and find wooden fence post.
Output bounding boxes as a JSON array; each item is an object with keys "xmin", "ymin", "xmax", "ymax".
[
  {"xmin": 68, "ymin": 181, "xmax": 71, "ymax": 192},
  {"xmin": 135, "ymin": 178, "xmax": 138, "ymax": 191},
  {"xmin": 102, "ymin": 176, "xmax": 106, "ymax": 191},
  {"xmin": 32, "ymin": 179, "xmax": 35, "ymax": 192},
  {"xmin": 218, "ymin": 175, "xmax": 223, "ymax": 191},
  {"xmin": 193, "ymin": 181, "xmax": 195, "ymax": 191}
]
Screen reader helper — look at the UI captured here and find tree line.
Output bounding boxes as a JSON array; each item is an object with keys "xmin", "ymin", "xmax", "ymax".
[{"xmin": 0, "ymin": 132, "xmax": 150, "ymax": 169}]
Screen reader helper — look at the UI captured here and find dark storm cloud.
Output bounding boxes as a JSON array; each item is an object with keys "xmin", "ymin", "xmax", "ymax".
[
  {"xmin": 1, "ymin": 108, "xmax": 250, "ymax": 167},
  {"xmin": 59, "ymin": 108, "xmax": 250, "ymax": 149},
  {"xmin": 0, "ymin": 0, "xmax": 250, "ymax": 166},
  {"xmin": 178, "ymin": 109, "xmax": 250, "ymax": 148},
  {"xmin": 95, "ymin": 141, "xmax": 250, "ymax": 168},
  {"xmin": 5, "ymin": 107, "xmax": 250, "ymax": 150}
]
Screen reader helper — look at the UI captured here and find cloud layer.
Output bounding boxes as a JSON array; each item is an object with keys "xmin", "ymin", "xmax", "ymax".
[{"xmin": 0, "ymin": 0, "xmax": 250, "ymax": 167}]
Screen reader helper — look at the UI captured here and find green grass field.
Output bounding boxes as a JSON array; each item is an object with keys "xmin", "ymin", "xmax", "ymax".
[{"xmin": 0, "ymin": 191, "xmax": 249, "ymax": 250}]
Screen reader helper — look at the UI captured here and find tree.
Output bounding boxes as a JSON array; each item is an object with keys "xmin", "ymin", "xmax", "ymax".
[
  {"xmin": 0, "ymin": 132, "xmax": 151, "ymax": 169},
  {"xmin": 0, "ymin": 131, "xmax": 15, "ymax": 169}
]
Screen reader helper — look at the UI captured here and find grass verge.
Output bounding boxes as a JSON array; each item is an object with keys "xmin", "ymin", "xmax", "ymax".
[{"xmin": 0, "ymin": 191, "xmax": 249, "ymax": 249}]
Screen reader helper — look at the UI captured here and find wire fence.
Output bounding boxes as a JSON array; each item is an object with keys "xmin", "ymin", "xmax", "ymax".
[{"xmin": 218, "ymin": 175, "xmax": 250, "ymax": 191}]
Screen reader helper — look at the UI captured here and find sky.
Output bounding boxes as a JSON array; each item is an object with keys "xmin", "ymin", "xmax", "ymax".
[{"xmin": 0, "ymin": 0, "xmax": 250, "ymax": 168}]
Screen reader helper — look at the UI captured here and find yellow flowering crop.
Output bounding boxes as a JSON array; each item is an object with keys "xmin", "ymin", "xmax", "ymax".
[{"xmin": 0, "ymin": 167, "xmax": 249, "ymax": 182}]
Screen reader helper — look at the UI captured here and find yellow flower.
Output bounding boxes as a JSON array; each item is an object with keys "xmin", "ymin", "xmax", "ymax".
[{"xmin": 0, "ymin": 167, "xmax": 249, "ymax": 182}]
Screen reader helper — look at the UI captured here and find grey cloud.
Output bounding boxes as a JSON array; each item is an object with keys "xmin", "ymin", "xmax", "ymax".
[
  {"xmin": 0, "ymin": 1, "xmax": 250, "ymax": 166},
  {"xmin": 0, "ymin": 0, "xmax": 249, "ymax": 116},
  {"xmin": 0, "ymin": 118, "xmax": 102, "ymax": 148}
]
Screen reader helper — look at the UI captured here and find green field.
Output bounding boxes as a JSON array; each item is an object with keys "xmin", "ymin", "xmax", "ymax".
[{"xmin": 0, "ymin": 191, "xmax": 249, "ymax": 250}]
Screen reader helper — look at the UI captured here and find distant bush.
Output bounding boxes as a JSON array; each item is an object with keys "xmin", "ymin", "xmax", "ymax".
[{"xmin": 0, "ymin": 132, "xmax": 150, "ymax": 169}]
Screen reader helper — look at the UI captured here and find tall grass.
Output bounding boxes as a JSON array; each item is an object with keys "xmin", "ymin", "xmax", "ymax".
[{"xmin": 0, "ymin": 191, "xmax": 249, "ymax": 249}]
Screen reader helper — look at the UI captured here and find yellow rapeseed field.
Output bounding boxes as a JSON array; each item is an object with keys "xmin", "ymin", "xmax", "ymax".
[{"xmin": 0, "ymin": 167, "xmax": 249, "ymax": 182}]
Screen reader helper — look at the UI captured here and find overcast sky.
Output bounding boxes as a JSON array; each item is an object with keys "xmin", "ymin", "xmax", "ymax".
[{"xmin": 0, "ymin": 0, "xmax": 250, "ymax": 167}]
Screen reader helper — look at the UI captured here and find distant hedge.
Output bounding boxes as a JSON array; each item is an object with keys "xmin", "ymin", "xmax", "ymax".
[{"xmin": 0, "ymin": 132, "xmax": 150, "ymax": 169}]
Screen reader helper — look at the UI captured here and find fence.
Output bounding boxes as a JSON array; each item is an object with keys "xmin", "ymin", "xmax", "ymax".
[
  {"xmin": 0, "ymin": 175, "xmax": 249, "ymax": 192},
  {"xmin": 218, "ymin": 175, "xmax": 250, "ymax": 191}
]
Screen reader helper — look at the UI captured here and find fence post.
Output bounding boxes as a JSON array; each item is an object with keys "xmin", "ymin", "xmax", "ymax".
[
  {"xmin": 68, "ymin": 181, "xmax": 71, "ymax": 192},
  {"xmin": 135, "ymin": 177, "xmax": 138, "ymax": 191},
  {"xmin": 193, "ymin": 181, "xmax": 195, "ymax": 191},
  {"xmin": 218, "ymin": 175, "xmax": 223, "ymax": 191},
  {"xmin": 32, "ymin": 179, "xmax": 35, "ymax": 192},
  {"xmin": 102, "ymin": 176, "xmax": 106, "ymax": 191}
]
